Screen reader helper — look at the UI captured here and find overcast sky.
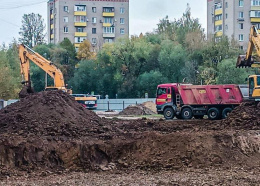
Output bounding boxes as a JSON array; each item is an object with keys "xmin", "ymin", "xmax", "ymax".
[{"xmin": 0, "ymin": 0, "xmax": 207, "ymax": 45}]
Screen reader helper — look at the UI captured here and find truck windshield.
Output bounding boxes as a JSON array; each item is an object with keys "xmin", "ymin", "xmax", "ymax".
[{"xmin": 157, "ymin": 88, "xmax": 167, "ymax": 96}]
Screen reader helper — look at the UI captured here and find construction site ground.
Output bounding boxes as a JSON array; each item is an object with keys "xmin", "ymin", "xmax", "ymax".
[{"xmin": 0, "ymin": 91, "xmax": 260, "ymax": 185}]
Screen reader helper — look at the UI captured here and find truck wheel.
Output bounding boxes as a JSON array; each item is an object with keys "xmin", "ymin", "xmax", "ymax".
[
  {"xmin": 222, "ymin": 108, "xmax": 232, "ymax": 119},
  {"xmin": 164, "ymin": 107, "xmax": 174, "ymax": 120},
  {"xmin": 181, "ymin": 108, "xmax": 193, "ymax": 120},
  {"xmin": 207, "ymin": 107, "xmax": 220, "ymax": 120}
]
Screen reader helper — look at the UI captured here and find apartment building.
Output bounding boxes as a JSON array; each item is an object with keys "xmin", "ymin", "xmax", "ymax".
[
  {"xmin": 207, "ymin": 0, "xmax": 260, "ymax": 50},
  {"xmin": 47, "ymin": 0, "xmax": 129, "ymax": 51}
]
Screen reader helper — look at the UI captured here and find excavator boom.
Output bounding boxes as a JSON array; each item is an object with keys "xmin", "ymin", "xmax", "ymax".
[
  {"xmin": 237, "ymin": 26, "xmax": 260, "ymax": 68},
  {"xmin": 19, "ymin": 44, "xmax": 71, "ymax": 97}
]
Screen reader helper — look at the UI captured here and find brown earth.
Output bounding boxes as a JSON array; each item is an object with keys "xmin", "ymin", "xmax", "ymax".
[
  {"xmin": 119, "ymin": 101, "xmax": 156, "ymax": 115},
  {"xmin": 0, "ymin": 91, "xmax": 260, "ymax": 184}
]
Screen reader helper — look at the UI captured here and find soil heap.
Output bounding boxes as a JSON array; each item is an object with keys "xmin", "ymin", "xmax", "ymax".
[
  {"xmin": 119, "ymin": 102, "xmax": 156, "ymax": 115},
  {"xmin": 0, "ymin": 91, "xmax": 104, "ymax": 138},
  {"xmin": 223, "ymin": 101, "xmax": 260, "ymax": 130}
]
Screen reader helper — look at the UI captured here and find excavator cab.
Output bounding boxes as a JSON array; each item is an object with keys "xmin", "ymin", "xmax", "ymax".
[{"xmin": 248, "ymin": 75, "xmax": 260, "ymax": 100}]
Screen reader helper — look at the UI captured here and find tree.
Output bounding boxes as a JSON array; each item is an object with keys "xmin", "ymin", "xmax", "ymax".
[
  {"xmin": 19, "ymin": 13, "xmax": 46, "ymax": 47},
  {"xmin": 77, "ymin": 40, "xmax": 96, "ymax": 60},
  {"xmin": 216, "ymin": 59, "xmax": 254, "ymax": 84}
]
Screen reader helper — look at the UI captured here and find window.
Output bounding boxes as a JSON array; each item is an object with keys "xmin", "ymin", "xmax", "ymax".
[
  {"xmin": 104, "ymin": 38, "xmax": 113, "ymax": 43},
  {"xmin": 64, "ymin": 6, "xmax": 68, "ymax": 12},
  {"xmin": 225, "ymin": 24, "xmax": 228, "ymax": 30},
  {"xmin": 74, "ymin": 5, "xmax": 86, "ymax": 12},
  {"xmin": 92, "ymin": 28, "xmax": 96, "ymax": 34},
  {"xmin": 226, "ymin": 13, "xmax": 228, "ymax": 19},
  {"xmin": 76, "ymin": 27, "xmax": 84, "ymax": 32},
  {"xmin": 103, "ymin": 27, "xmax": 115, "ymax": 33},
  {"xmin": 120, "ymin": 7, "xmax": 125, "ymax": 14},
  {"xmin": 252, "ymin": 0, "xmax": 260, "ymax": 6},
  {"xmin": 103, "ymin": 7, "xmax": 114, "ymax": 12},
  {"xmin": 239, "ymin": 11, "xmax": 244, "ymax": 18},
  {"xmin": 239, "ymin": 0, "xmax": 244, "ymax": 7},
  {"xmin": 253, "ymin": 23, "xmax": 260, "ymax": 29},
  {"xmin": 120, "ymin": 28, "xmax": 125, "ymax": 34},
  {"xmin": 63, "ymin": 16, "xmax": 68, "ymax": 23},
  {"xmin": 104, "ymin": 17, "xmax": 113, "ymax": 23},
  {"xmin": 157, "ymin": 88, "xmax": 167, "ymax": 96},
  {"xmin": 74, "ymin": 16, "xmax": 86, "ymax": 22},
  {"xmin": 215, "ymin": 14, "xmax": 222, "ymax": 21},
  {"xmin": 92, "ymin": 7, "xmax": 96, "ymax": 13},
  {"xmin": 74, "ymin": 37, "xmax": 86, "ymax": 43},
  {"xmin": 120, "ymin": 18, "xmax": 125, "ymax": 24},
  {"xmin": 92, "ymin": 17, "xmax": 97, "ymax": 23},
  {"xmin": 225, "ymin": 2, "xmax": 228, "ymax": 8},
  {"xmin": 215, "ymin": 25, "xmax": 222, "ymax": 32},
  {"xmin": 239, "ymin": 34, "xmax": 244, "ymax": 41},
  {"xmin": 64, "ymin": 26, "xmax": 68, "ymax": 33},
  {"xmin": 239, "ymin": 46, "xmax": 244, "ymax": 50},
  {"xmin": 92, "ymin": 38, "xmax": 97, "ymax": 44},
  {"xmin": 251, "ymin": 10, "xmax": 260, "ymax": 17},
  {"xmin": 214, "ymin": 3, "xmax": 222, "ymax": 9},
  {"xmin": 239, "ymin": 23, "xmax": 243, "ymax": 29}
]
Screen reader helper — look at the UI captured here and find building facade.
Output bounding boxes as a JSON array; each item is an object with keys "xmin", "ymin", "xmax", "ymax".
[
  {"xmin": 207, "ymin": 0, "xmax": 260, "ymax": 50},
  {"xmin": 47, "ymin": 0, "xmax": 129, "ymax": 50}
]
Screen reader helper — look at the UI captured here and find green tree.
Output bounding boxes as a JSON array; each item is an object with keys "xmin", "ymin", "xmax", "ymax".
[{"xmin": 19, "ymin": 13, "xmax": 46, "ymax": 47}]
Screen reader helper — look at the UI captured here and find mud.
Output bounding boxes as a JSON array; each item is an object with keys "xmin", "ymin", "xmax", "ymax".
[
  {"xmin": 0, "ymin": 91, "xmax": 260, "ymax": 184},
  {"xmin": 119, "ymin": 101, "xmax": 156, "ymax": 115}
]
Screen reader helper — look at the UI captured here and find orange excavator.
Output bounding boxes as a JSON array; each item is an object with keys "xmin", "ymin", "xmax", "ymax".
[
  {"xmin": 18, "ymin": 44, "xmax": 72, "ymax": 98},
  {"xmin": 236, "ymin": 26, "xmax": 260, "ymax": 100}
]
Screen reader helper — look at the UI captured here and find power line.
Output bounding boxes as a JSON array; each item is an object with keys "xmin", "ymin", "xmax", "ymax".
[
  {"xmin": 0, "ymin": 18, "xmax": 20, "ymax": 28},
  {"xmin": 0, "ymin": 0, "xmax": 47, "ymax": 9}
]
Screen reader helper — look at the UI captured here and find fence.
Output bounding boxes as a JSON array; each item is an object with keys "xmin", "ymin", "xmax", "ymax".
[{"xmin": 97, "ymin": 98, "xmax": 155, "ymax": 111}]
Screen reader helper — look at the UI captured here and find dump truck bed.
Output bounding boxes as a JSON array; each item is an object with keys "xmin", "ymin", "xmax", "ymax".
[{"xmin": 178, "ymin": 84, "xmax": 243, "ymax": 105}]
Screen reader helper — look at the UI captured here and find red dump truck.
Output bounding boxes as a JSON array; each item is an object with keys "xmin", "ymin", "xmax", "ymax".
[{"xmin": 156, "ymin": 83, "xmax": 248, "ymax": 120}]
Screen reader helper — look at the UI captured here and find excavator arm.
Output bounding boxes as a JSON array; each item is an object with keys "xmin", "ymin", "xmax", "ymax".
[
  {"xmin": 237, "ymin": 26, "xmax": 260, "ymax": 68},
  {"xmin": 19, "ymin": 44, "xmax": 70, "ymax": 97}
]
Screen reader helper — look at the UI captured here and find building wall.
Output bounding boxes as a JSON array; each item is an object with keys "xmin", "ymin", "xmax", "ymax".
[
  {"xmin": 47, "ymin": 0, "xmax": 129, "ymax": 50},
  {"xmin": 207, "ymin": 0, "xmax": 260, "ymax": 50}
]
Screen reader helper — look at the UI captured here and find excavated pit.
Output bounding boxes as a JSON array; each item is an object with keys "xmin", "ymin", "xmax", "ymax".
[{"xmin": 0, "ymin": 91, "xmax": 260, "ymax": 179}]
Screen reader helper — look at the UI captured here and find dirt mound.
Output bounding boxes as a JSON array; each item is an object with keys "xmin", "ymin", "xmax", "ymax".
[
  {"xmin": 0, "ymin": 91, "xmax": 104, "ymax": 137},
  {"xmin": 1, "ymin": 91, "xmax": 260, "ymax": 177},
  {"xmin": 223, "ymin": 101, "xmax": 260, "ymax": 129},
  {"xmin": 119, "ymin": 103, "xmax": 156, "ymax": 115},
  {"xmin": 142, "ymin": 101, "xmax": 157, "ymax": 113}
]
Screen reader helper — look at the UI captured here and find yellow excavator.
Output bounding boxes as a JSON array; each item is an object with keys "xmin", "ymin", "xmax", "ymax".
[
  {"xmin": 236, "ymin": 26, "xmax": 260, "ymax": 101},
  {"xmin": 19, "ymin": 44, "xmax": 72, "ymax": 97},
  {"xmin": 18, "ymin": 44, "xmax": 97, "ymax": 109}
]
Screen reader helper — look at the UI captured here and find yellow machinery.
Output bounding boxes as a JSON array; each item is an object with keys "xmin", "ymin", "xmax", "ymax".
[
  {"xmin": 19, "ymin": 44, "xmax": 71, "ymax": 97},
  {"xmin": 18, "ymin": 44, "xmax": 97, "ymax": 109},
  {"xmin": 237, "ymin": 26, "xmax": 260, "ymax": 100}
]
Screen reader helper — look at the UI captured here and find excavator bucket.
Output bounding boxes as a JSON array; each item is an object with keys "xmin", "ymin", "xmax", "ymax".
[
  {"xmin": 19, "ymin": 85, "xmax": 34, "ymax": 98},
  {"xmin": 236, "ymin": 55, "xmax": 254, "ymax": 68}
]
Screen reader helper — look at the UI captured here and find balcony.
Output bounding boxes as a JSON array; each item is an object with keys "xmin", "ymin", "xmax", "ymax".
[
  {"xmin": 75, "ymin": 32, "xmax": 87, "ymax": 37},
  {"xmin": 251, "ymin": 6, "xmax": 260, "ymax": 11},
  {"xmin": 103, "ymin": 12, "xmax": 115, "ymax": 17},
  {"xmin": 251, "ymin": 17, "xmax": 260, "ymax": 22},
  {"xmin": 51, "ymin": 14, "xmax": 54, "ymax": 19},
  {"xmin": 74, "ymin": 11, "xmax": 87, "ymax": 16},
  {"xmin": 74, "ymin": 22, "xmax": 87, "ymax": 27},
  {"xmin": 215, "ymin": 9, "xmax": 222, "ymax": 15},
  {"xmin": 103, "ymin": 33, "xmax": 115, "ymax": 38},
  {"xmin": 215, "ymin": 20, "xmax": 222, "ymax": 26},
  {"xmin": 74, "ymin": 43, "xmax": 80, "ymax": 48},
  {"xmin": 51, "ymin": 34, "xmax": 54, "ymax": 39},
  {"xmin": 51, "ymin": 24, "xmax": 54, "ymax": 29},
  {"xmin": 215, "ymin": 31, "xmax": 223, "ymax": 37},
  {"xmin": 103, "ymin": 23, "xmax": 112, "ymax": 27}
]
